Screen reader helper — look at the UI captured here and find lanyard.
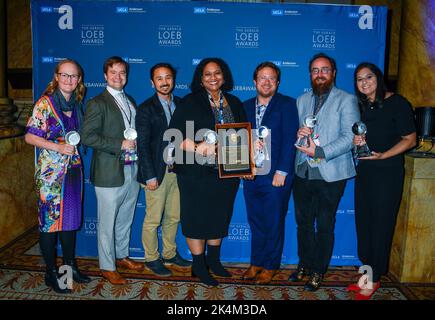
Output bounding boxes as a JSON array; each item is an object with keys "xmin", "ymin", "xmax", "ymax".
[
  {"xmin": 255, "ymin": 100, "xmax": 267, "ymax": 129},
  {"xmin": 209, "ymin": 91, "xmax": 224, "ymax": 124}
]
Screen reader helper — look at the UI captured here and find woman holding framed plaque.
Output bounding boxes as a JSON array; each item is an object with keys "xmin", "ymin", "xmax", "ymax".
[
  {"xmin": 170, "ymin": 57, "xmax": 247, "ymax": 286},
  {"xmin": 25, "ymin": 59, "xmax": 90, "ymax": 293},
  {"xmin": 349, "ymin": 62, "xmax": 416, "ymax": 300}
]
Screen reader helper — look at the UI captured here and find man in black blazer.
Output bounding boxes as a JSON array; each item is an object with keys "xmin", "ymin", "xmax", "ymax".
[{"xmin": 136, "ymin": 63, "xmax": 191, "ymax": 277}]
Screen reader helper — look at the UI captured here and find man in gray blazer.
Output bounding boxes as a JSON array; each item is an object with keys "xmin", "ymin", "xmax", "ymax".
[
  {"xmin": 290, "ymin": 53, "xmax": 360, "ymax": 291},
  {"xmin": 81, "ymin": 56, "xmax": 144, "ymax": 285}
]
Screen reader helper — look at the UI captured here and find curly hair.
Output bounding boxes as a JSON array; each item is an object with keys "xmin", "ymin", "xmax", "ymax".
[
  {"xmin": 354, "ymin": 62, "xmax": 386, "ymax": 113},
  {"xmin": 190, "ymin": 57, "xmax": 234, "ymax": 93},
  {"xmin": 43, "ymin": 59, "xmax": 86, "ymax": 102}
]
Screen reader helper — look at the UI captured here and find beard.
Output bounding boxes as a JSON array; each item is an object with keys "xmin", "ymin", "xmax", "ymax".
[{"xmin": 311, "ymin": 76, "xmax": 334, "ymax": 95}]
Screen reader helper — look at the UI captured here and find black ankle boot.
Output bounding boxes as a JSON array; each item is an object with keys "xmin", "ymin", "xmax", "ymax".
[
  {"xmin": 64, "ymin": 260, "xmax": 91, "ymax": 284},
  {"xmin": 191, "ymin": 253, "xmax": 219, "ymax": 286},
  {"xmin": 45, "ymin": 268, "xmax": 72, "ymax": 294},
  {"xmin": 206, "ymin": 245, "xmax": 232, "ymax": 278}
]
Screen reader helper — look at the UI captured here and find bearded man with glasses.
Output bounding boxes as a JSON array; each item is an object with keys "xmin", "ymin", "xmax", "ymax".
[{"xmin": 290, "ymin": 53, "xmax": 360, "ymax": 291}]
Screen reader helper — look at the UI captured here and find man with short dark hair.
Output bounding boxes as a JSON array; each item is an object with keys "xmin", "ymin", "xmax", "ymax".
[
  {"xmin": 81, "ymin": 56, "xmax": 143, "ymax": 285},
  {"xmin": 136, "ymin": 63, "xmax": 191, "ymax": 277},
  {"xmin": 242, "ymin": 62, "xmax": 299, "ymax": 284},
  {"xmin": 290, "ymin": 53, "xmax": 360, "ymax": 291}
]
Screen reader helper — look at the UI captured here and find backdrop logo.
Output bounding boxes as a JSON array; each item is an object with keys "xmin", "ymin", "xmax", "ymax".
[
  {"xmin": 58, "ymin": 5, "xmax": 73, "ymax": 30},
  {"xmin": 312, "ymin": 29, "xmax": 336, "ymax": 50},
  {"xmin": 84, "ymin": 218, "xmax": 98, "ymax": 236},
  {"xmin": 228, "ymin": 223, "xmax": 250, "ymax": 242},
  {"xmin": 42, "ymin": 56, "xmax": 54, "ymax": 63},
  {"xmin": 123, "ymin": 57, "xmax": 146, "ymax": 64},
  {"xmin": 359, "ymin": 5, "xmax": 374, "ymax": 30},
  {"xmin": 346, "ymin": 63, "xmax": 357, "ymax": 69},
  {"xmin": 271, "ymin": 60, "xmax": 282, "ymax": 67},
  {"xmin": 235, "ymin": 27, "xmax": 259, "ymax": 49},
  {"xmin": 271, "ymin": 9, "xmax": 284, "ymax": 16},
  {"xmin": 194, "ymin": 7, "xmax": 206, "ymax": 14},
  {"xmin": 40, "ymin": 6, "xmax": 53, "ymax": 13},
  {"xmin": 81, "ymin": 25, "xmax": 104, "ymax": 46},
  {"xmin": 158, "ymin": 25, "xmax": 182, "ymax": 47},
  {"xmin": 116, "ymin": 7, "xmax": 128, "ymax": 13},
  {"xmin": 192, "ymin": 58, "xmax": 201, "ymax": 65}
]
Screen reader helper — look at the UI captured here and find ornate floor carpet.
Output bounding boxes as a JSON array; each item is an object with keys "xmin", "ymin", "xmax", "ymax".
[{"xmin": 0, "ymin": 228, "xmax": 433, "ymax": 301}]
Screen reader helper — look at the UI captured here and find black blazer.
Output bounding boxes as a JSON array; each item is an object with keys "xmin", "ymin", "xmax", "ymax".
[
  {"xmin": 136, "ymin": 93, "xmax": 181, "ymax": 185},
  {"xmin": 169, "ymin": 88, "xmax": 247, "ymax": 177}
]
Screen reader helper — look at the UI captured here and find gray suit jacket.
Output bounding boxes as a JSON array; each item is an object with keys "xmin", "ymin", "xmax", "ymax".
[
  {"xmin": 81, "ymin": 89, "xmax": 137, "ymax": 187},
  {"xmin": 295, "ymin": 86, "xmax": 360, "ymax": 182}
]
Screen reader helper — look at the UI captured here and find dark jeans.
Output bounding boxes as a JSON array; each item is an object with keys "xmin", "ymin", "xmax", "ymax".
[{"xmin": 293, "ymin": 176, "xmax": 346, "ymax": 275}]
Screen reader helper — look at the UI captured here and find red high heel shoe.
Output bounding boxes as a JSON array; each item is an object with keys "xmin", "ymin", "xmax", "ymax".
[{"xmin": 355, "ymin": 282, "xmax": 381, "ymax": 300}]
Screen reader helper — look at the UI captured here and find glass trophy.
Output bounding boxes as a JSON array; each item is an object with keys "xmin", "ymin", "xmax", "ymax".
[
  {"xmin": 352, "ymin": 121, "xmax": 372, "ymax": 158},
  {"xmin": 255, "ymin": 125, "xmax": 269, "ymax": 168},
  {"xmin": 122, "ymin": 127, "xmax": 138, "ymax": 162},
  {"xmin": 295, "ymin": 115, "xmax": 317, "ymax": 147}
]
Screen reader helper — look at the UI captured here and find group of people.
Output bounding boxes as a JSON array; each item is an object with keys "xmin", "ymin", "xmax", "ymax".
[{"xmin": 25, "ymin": 52, "xmax": 416, "ymax": 300}]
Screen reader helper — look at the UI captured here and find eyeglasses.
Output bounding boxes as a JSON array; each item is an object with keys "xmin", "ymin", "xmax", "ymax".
[
  {"xmin": 311, "ymin": 67, "xmax": 332, "ymax": 75},
  {"xmin": 257, "ymin": 76, "xmax": 278, "ymax": 83},
  {"xmin": 57, "ymin": 73, "xmax": 80, "ymax": 81},
  {"xmin": 357, "ymin": 74, "xmax": 376, "ymax": 83}
]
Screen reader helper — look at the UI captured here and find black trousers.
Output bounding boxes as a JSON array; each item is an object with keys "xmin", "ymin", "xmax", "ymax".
[
  {"xmin": 293, "ymin": 175, "xmax": 346, "ymax": 274},
  {"xmin": 39, "ymin": 231, "xmax": 76, "ymax": 270},
  {"xmin": 355, "ymin": 164, "xmax": 404, "ymax": 282}
]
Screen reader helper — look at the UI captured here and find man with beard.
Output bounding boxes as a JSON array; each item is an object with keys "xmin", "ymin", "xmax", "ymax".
[
  {"xmin": 290, "ymin": 53, "xmax": 359, "ymax": 291},
  {"xmin": 242, "ymin": 62, "xmax": 299, "ymax": 284},
  {"xmin": 136, "ymin": 63, "xmax": 191, "ymax": 277}
]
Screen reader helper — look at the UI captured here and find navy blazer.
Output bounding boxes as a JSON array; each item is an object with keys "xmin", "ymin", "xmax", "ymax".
[
  {"xmin": 136, "ymin": 93, "xmax": 181, "ymax": 185},
  {"xmin": 243, "ymin": 92, "xmax": 299, "ymax": 184}
]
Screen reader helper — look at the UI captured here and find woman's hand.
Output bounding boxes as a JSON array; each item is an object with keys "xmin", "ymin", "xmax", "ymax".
[
  {"xmin": 297, "ymin": 126, "xmax": 312, "ymax": 139},
  {"xmin": 358, "ymin": 151, "xmax": 384, "ymax": 160},
  {"xmin": 57, "ymin": 143, "xmax": 75, "ymax": 156}
]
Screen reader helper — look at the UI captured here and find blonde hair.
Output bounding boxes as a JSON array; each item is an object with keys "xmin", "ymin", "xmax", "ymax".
[{"xmin": 43, "ymin": 59, "xmax": 86, "ymax": 102}]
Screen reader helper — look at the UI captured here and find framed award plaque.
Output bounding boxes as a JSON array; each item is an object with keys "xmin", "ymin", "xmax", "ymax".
[{"xmin": 215, "ymin": 122, "xmax": 254, "ymax": 179}]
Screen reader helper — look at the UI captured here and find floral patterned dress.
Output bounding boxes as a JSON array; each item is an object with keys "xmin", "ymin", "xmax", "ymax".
[{"xmin": 26, "ymin": 95, "xmax": 82, "ymax": 232}]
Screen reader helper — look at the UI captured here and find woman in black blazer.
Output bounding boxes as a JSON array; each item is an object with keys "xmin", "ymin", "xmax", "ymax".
[{"xmin": 170, "ymin": 58, "xmax": 247, "ymax": 286}]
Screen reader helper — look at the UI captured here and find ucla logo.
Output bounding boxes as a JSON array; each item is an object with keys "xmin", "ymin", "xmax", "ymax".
[
  {"xmin": 348, "ymin": 12, "xmax": 359, "ymax": 18},
  {"xmin": 116, "ymin": 7, "xmax": 128, "ymax": 14},
  {"xmin": 42, "ymin": 57, "xmax": 54, "ymax": 63},
  {"xmin": 194, "ymin": 7, "xmax": 206, "ymax": 14},
  {"xmin": 271, "ymin": 9, "xmax": 284, "ymax": 16},
  {"xmin": 192, "ymin": 59, "xmax": 201, "ymax": 65},
  {"xmin": 271, "ymin": 60, "xmax": 282, "ymax": 67},
  {"xmin": 346, "ymin": 63, "xmax": 357, "ymax": 69},
  {"xmin": 40, "ymin": 6, "xmax": 53, "ymax": 13},
  {"xmin": 359, "ymin": 5, "xmax": 374, "ymax": 30},
  {"xmin": 58, "ymin": 5, "xmax": 73, "ymax": 30}
]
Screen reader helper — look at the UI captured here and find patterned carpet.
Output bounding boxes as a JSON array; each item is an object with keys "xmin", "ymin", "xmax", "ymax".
[{"xmin": 0, "ymin": 228, "xmax": 433, "ymax": 301}]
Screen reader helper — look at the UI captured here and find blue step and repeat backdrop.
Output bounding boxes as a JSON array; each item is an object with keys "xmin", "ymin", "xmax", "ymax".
[{"xmin": 31, "ymin": 1, "xmax": 387, "ymax": 266}]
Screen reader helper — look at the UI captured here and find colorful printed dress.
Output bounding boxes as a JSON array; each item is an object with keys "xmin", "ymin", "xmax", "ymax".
[{"xmin": 26, "ymin": 95, "xmax": 83, "ymax": 233}]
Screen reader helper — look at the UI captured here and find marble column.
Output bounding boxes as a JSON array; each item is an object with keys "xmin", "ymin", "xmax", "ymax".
[
  {"xmin": 0, "ymin": 0, "xmax": 23, "ymax": 138},
  {"xmin": 397, "ymin": 0, "xmax": 435, "ymax": 107}
]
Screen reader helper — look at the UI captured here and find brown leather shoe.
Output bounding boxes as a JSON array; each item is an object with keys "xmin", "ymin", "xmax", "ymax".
[
  {"xmin": 116, "ymin": 257, "xmax": 145, "ymax": 271},
  {"xmin": 101, "ymin": 270, "xmax": 127, "ymax": 285},
  {"xmin": 243, "ymin": 265, "xmax": 264, "ymax": 280},
  {"xmin": 255, "ymin": 269, "xmax": 277, "ymax": 285}
]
